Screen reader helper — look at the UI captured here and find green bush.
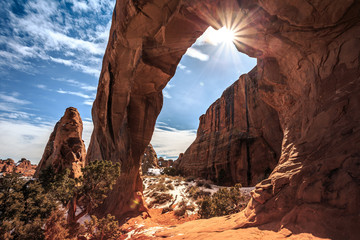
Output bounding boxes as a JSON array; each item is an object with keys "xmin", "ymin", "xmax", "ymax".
[
  {"xmin": 166, "ymin": 183, "xmax": 174, "ymax": 190},
  {"xmin": 0, "ymin": 173, "xmax": 57, "ymax": 240},
  {"xmin": 174, "ymin": 201, "xmax": 196, "ymax": 217},
  {"xmin": 152, "ymin": 193, "xmax": 173, "ymax": 205},
  {"xmin": 83, "ymin": 214, "xmax": 121, "ymax": 240},
  {"xmin": 198, "ymin": 184, "xmax": 244, "ymax": 219},
  {"xmin": 162, "ymin": 167, "xmax": 179, "ymax": 176}
]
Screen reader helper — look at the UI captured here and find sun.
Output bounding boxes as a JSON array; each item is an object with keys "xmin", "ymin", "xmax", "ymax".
[{"xmin": 207, "ymin": 27, "xmax": 235, "ymax": 45}]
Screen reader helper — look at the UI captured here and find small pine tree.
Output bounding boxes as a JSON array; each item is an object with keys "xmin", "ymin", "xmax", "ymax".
[
  {"xmin": 44, "ymin": 209, "xmax": 72, "ymax": 240},
  {"xmin": 0, "ymin": 174, "xmax": 57, "ymax": 240}
]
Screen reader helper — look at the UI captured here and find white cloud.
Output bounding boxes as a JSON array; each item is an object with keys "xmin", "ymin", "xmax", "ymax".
[
  {"xmin": 83, "ymin": 100, "xmax": 94, "ymax": 106},
  {"xmin": 57, "ymin": 89, "xmax": 94, "ymax": 99},
  {"xmin": 177, "ymin": 63, "xmax": 186, "ymax": 70},
  {"xmin": 69, "ymin": 0, "xmax": 90, "ymax": 12},
  {"xmin": 0, "ymin": 92, "xmax": 31, "ymax": 105},
  {"xmin": 50, "ymin": 57, "xmax": 101, "ymax": 77},
  {"xmin": 165, "ymin": 83, "xmax": 174, "ymax": 89},
  {"xmin": 163, "ymin": 90, "xmax": 172, "ymax": 99},
  {"xmin": 53, "ymin": 78, "xmax": 97, "ymax": 91},
  {"xmin": 0, "ymin": 118, "xmax": 94, "ymax": 164},
  {"xmin": 0, "ymin": 119, "xmax": 53, "ymax": 163},
  {"xmin": 82, "ymin": 120, "xmax": 93, "ymax": 149},
  {"xmin": 36, "ymin": 84, "xmax": 47, "ymax": 90},
  {"xmin": 185, "ymin": 47, "xmax": 209, "ymax": 61},
  {"xmin": 0, "ymin": 0, "xmax": 114, "ymax": 76},
  {"xmin": 151, "ymin": 124, "xmax": 196, "ymax": 159},
  {"xmin": 200, "ymin": 82, "xmax": 205, "ymax": 86}
]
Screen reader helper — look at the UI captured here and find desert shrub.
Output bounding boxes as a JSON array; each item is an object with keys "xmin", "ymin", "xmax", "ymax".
[
  {"xmin": 162, "ymin": 167, "xmax": 179, "ymax": 176},
  {"xmin": 166, "ymin": 183, "xmax": 174, "ymax": 190},
  {"xmin": 174, "ymin": 201, "xmax": 196, "ymax": 217},
  {"xmin": 196, "ymin": 181, "xmax": 204, "ymax": 187},
  {"xmin": 154, "ymin": 182, "xmax": 167, "ymax": 192},
  {"xmin": 198, "ymin": 184, "xmax": 244, "ymax": 219},
  {"xmin": 152, "ymin": 193, "xmax": 173, "ymax": 205},
  {"xmin": 185, "ymin": 176, "xmax": 195, "ymax": 182},
  {"xmin": 188, "ymin": 187, "xmax": 208, "ymax": 200},
  {"xmin": 83, "ymin": 214, "xmax": 121, "ymax": 240}
]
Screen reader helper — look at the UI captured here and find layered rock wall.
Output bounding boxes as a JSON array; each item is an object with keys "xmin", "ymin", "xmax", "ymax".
[
  {"xmin": 176, "ymin": 68, "xmax": 282, "ymax": 186},
  {"xmin": 35, "ymin": 107, "xmax": 87, "ymax": 178}
]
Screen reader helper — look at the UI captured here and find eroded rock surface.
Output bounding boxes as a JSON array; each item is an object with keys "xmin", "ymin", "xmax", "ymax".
[
  {"xmin": 141, "ymin": 144, "xmax": 159, "ymax": 174},
  {"xmin": 35, "ymin": 107, "xmax": 86, "ymax": 178},
  {"xmin": 0, "ymin": 158, "xmax": 37, "ymax": 177},
  {"xmin": 88, "ymin": 0, "xmax": 360, "ymax": 238},
  {"xmin": 176, "ymin": 68, "xmax": 282, "ymax": 186}
]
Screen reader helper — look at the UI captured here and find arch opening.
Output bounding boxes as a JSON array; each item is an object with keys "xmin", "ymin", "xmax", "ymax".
[{"xmin": 148, "ymin": 25, "xmax": 282, "ymax": 188}]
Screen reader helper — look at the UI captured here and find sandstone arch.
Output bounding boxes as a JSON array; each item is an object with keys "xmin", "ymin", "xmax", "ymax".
[{"xmin": 87, "ymin": 0, "xmax": 360, "ymax": 238}]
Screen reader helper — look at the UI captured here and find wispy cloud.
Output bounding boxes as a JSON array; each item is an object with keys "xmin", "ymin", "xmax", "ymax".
[
  {"xmin": 185, "ymin": 48, "xmax": 210, "ymax": 61},
  {"xmin": 163, "ymin": 90, "xmax": 172, "ymax": 99},
  {"xmin": 0, "ymin": 118, "xmax": 94, "ymax": 163},
  {"xmin": 57, "ymin": 89, "xmax": 94, "ymax": 99},
  {"xmin": 83, "ymin": 100, "xmax": 94, "ymax": 106},
  {"xmin": 68, "ymin": 0, "xmax": 90, "ymax": 12},
  {"xmin": 151, "ymin": 123, "xmax": 196, "ymax": 159},
  {"xmin": 0, "ymin": 119, "xmax": 52, "ymax": 163},
  {"xmin": 36, "ymin": 84, "xmax": 47, "ymax": 90},
  {"xmin": 0, "ymin": 92, "xmax": 31, "ymax": 105},
  {"xmin": 0, "ymin": 0, "xmax": 114, "ymax": 76},
  {"xmin": 53, "ymin": 78, "xmax": 97, "ymax": 91}
]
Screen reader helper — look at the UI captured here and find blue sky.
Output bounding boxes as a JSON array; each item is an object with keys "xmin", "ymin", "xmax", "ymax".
[{"xmin": 0, "ymin": 0, "xmax": 256, "ymax": 163}]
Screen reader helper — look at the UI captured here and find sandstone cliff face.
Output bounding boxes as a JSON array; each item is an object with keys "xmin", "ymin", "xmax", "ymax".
[
  {"xmin": 176, "ymin": 68, "xmax": 282, "ymax": 186},
  {"xmin": 0, "ymin": 158, "xmax": 37, "ymax": 177},
  {"xmin": 88, "ymin": 0, "xmax": 360, "ymax": 237},
  {"xmin": 35, "ymin": 107, "xmax": 86, "ymax": 178},
  {"xmin": 141, "ymin": 144, "xmax": 159, "ymax": 174}
]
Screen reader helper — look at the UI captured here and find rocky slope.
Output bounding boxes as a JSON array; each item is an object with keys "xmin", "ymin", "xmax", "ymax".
[
  {"xmin": 141, "ymin": 144, "xmax": 159, "ymax": 174},
  {"xmin": 88, "ymin": 0, "xmax": 360, "ymax": 238},
  {"xmin": 0, "ymin": 158, "xmax": 37, "ymax": 177},
  {"xmin": 35, "ymin": 107, "xmax": 87, "ymax": 178},
  {"xmin": 175, "ymin": 68, "xmax": 282, "ymax": 186}
]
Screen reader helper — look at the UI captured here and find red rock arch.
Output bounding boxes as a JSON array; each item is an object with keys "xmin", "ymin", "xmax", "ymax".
[{"xmin": 87, "ymin": 0, "xmax": 360, "ymax": 237}]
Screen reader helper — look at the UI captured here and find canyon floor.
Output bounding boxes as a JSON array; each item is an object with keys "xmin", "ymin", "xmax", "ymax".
[{"xmin": 119, "ymin": 175, "xmax": 328, "ymax": 240}]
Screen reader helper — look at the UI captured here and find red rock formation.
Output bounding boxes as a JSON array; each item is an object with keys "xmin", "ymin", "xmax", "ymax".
[
  {"xmin": 35, "ymin": 107, "xmax": 86, "ymax": 178},
  {"xmin": 88, "ymin": 0, "xmax": 360, "ymax": 237},
  {"xmin": 175, "ymin": 68, "xmax": 282, "ymax": 186},
  {"xmin": 0, "ymin": 158, "xmax": 16, "ymax": 174},
  {"xmin": 141, "ymin": 144, "xmax": 159, "ymax": 174},
  {"xmin": 15, "ymin": 158, "xmax": 37, "ymax": 177},
  {"xmin": 0, "ymin": 158, "xmax": 37, "ymax": 177},
  {"xmin": 158, "ymin": 157, "xmax": 174, "ymax": 168}
]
